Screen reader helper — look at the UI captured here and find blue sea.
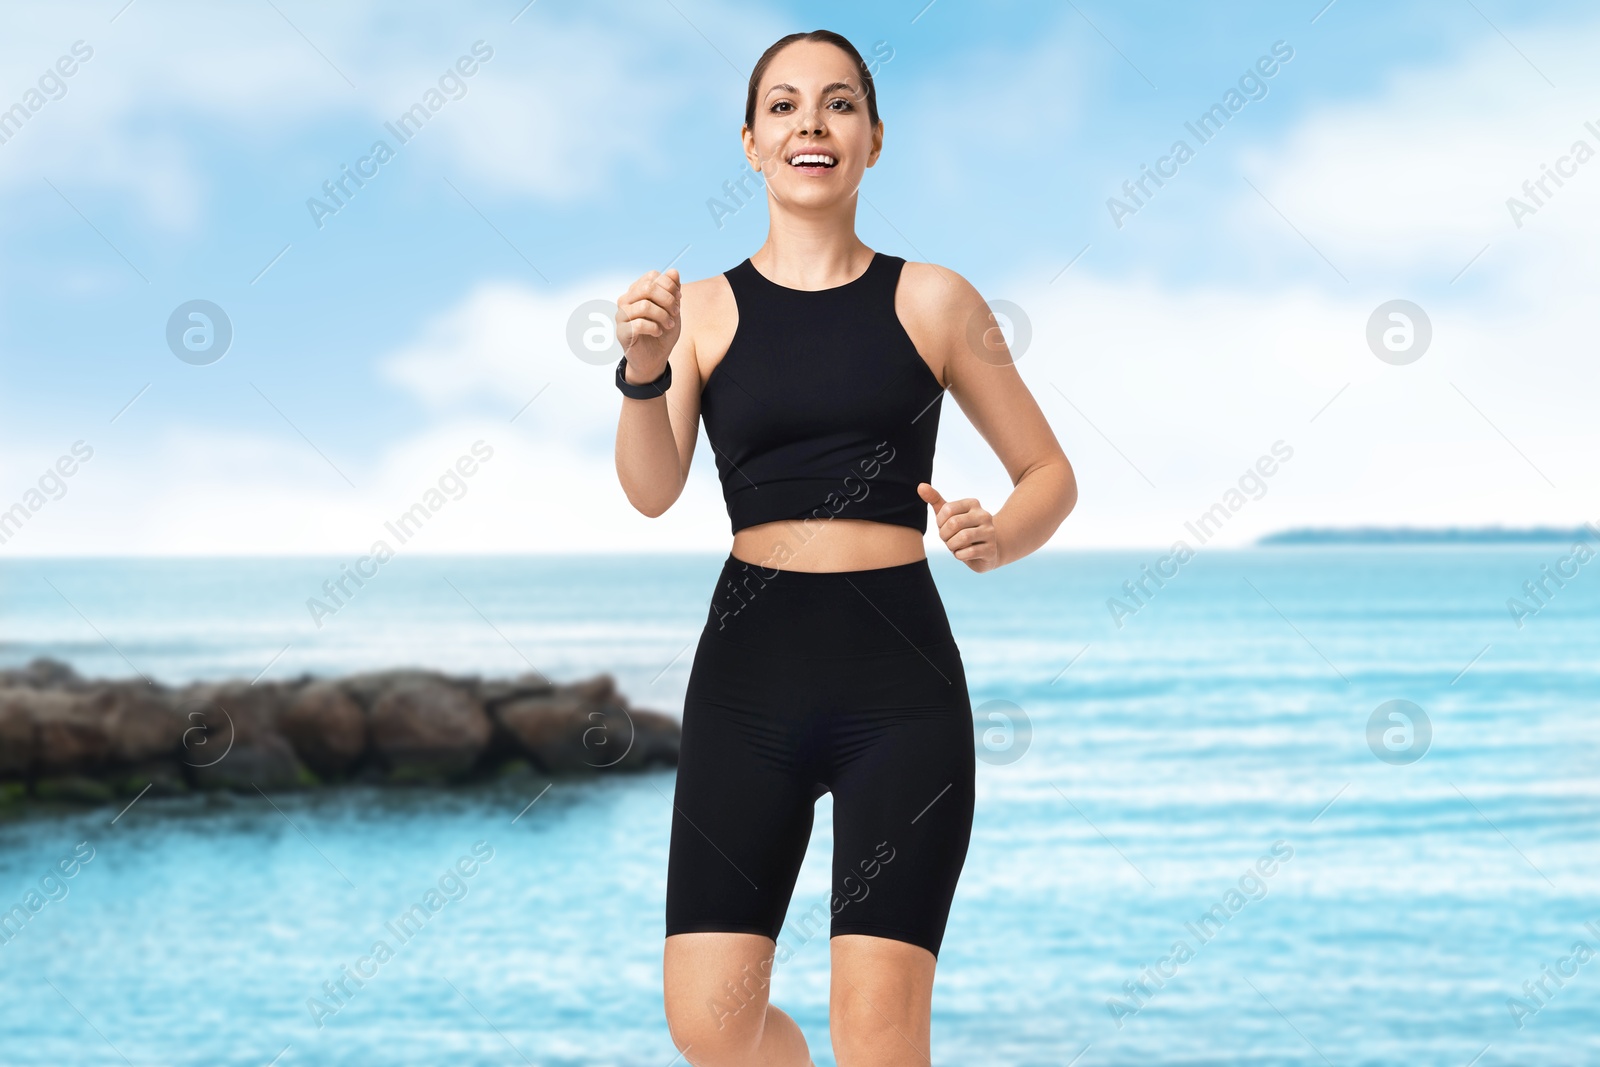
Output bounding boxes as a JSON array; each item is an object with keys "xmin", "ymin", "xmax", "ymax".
[{"xmin": 1, "ymin": 548, "xmax": 1596, "ymax": 1066}]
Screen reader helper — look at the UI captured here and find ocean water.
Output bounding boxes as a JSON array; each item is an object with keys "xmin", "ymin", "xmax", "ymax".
[{"xmin": 0, "ymin": 548, "xmax": 1596, "ymax": 1066}]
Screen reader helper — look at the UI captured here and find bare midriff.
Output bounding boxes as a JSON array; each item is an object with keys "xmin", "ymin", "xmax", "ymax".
[{"xmin": 730, "ymin": 517, "xmax": 928, "ymax": 572}]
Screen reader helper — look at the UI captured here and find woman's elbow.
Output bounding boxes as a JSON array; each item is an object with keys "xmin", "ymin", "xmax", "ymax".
[
  {"xmin": 622, "ymin": 480, "xmax": 684, "ymax": 519},
  {"xmin": 1057, "ymin": 458, "xmax": 1079, "ymax": 520},
  {"xmin": 623, "ymin": 490, "xmax": 670, "ymax": 519}
]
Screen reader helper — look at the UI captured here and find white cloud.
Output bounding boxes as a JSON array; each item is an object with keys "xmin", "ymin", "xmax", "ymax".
[
  {"xmin": 1232, "ymin": 17, "xmax": 1600, "ymax": 286},
  {"xmin": 0, "ymin": 0, "xmax": 780, "ymax": 222},
  {"xmin": 5, "ymin": 9, "xmax": 1597, "ymax": 555},
  {"xmin": 0, "ymin": 412, "xmax": 724, "ymax": 557}
]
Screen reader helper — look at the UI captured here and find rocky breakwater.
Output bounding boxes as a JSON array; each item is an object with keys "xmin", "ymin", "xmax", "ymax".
[{"xmin": 0, "ymin": 657, "xmax": 679, "ymax": 809}]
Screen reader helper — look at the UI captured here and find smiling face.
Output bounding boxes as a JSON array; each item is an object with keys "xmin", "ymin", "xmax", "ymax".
[{"xmin": 743, "ymin": 39, "xmax": 882, "ymax": 209}]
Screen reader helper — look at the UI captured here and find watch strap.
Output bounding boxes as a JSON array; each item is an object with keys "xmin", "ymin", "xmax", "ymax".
[{"xmin": 616, "ymin": 355, "xmax": 671, "ymax": 399}]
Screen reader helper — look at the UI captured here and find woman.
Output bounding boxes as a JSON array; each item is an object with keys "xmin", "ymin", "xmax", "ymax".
[{"xmin": 613, "ymin": 29, "xmax": 1077, "ymax": 1067}]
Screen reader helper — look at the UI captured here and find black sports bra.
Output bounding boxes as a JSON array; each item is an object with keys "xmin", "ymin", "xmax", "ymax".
[{"xmin": 700, "ymin": 251, "xmax": 945, "ymax": 536}]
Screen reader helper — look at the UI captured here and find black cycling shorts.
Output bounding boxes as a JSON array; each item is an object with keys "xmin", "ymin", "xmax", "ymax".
[{"xmin": 665, "ymin": 552, "xmax": 975, "ymax": 959}]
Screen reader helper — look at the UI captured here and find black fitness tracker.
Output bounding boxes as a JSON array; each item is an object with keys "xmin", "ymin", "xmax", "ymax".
[{"xmin": 615, "ymin": 354, "xmax": 671, "ymax": 399}]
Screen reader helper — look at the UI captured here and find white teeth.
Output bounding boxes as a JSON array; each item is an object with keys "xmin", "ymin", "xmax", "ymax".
[{"xmin": 790, "ymin": 153, "xmax": 835, "ymax": 166}]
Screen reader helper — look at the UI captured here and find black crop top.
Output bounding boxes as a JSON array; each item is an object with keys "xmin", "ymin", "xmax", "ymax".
[{"xmin": 700, "ymin": 251, "xmax": 945, "ymax": 535}]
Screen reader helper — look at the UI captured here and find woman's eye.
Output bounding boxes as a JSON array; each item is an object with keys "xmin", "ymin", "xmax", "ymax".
[{"xmin": 769, "ymin": 99, "xmax": 853, "ymax": 113}]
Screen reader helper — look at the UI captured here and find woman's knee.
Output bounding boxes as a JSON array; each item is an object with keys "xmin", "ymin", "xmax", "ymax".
[
  {"xmin": 663, "ymin": 934, "xmax": 779, "ymax": 1063},
  {"xmin": 829, "ymin": 988, "xmax": 929, "ymax": 1065},
  {"xmin": 664, "ymin": 986, "xmax": 765, "ymax": 1053},
  {"xmin": 828, "ymin": 935, "xmax": 934, "ymax": 1063}
]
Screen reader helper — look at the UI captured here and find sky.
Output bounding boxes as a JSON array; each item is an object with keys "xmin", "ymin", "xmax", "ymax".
[{"xmin": 1, "ymin": 0, "xmax": 1596, "ymax": 555}]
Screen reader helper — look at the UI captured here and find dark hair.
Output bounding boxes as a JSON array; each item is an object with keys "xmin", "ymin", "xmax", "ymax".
[{"xmin": 743, "ymin": 30, "xmax": 880, "ymax": 131}]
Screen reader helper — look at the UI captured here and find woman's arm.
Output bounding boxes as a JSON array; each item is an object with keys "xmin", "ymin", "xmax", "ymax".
[
  {"xmin": 614, "ymin": 271, "xmax": 703, "ymax": 517},
  {"xmin": 901, "ymin": 262, "xmax": 1078, "ymax": 570}
]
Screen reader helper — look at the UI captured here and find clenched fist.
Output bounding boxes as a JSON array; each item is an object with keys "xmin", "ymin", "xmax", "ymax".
[
  {"xmin": 919, "ymin": 482, "xmax": 1001, "ymax": 572},
  {"xmin": 615, "ymin": 268, "xmax": 681, "ymax": 384}
]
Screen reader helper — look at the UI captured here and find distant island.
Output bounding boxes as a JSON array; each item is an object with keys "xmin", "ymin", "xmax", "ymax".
[{"xmin": 1258, "ymin": 525, "xmax": 1596, "ymax": 545}]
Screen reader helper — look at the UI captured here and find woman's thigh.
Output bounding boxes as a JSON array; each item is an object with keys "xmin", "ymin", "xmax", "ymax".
[
  {"xmin": 823, "ymin": 639, "xmax": 976, "ymax": 961},
  {"xmin": 665, "ymin": 630, "xmax": 821, "ymax": 942}
]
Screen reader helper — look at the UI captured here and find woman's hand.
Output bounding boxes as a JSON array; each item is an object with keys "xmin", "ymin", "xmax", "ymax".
[
  {"xmin": 918, "ymin": 483, "xmax": 1000, "ymax": 572},
  {"xmin": 614, "ymin": 268, "xmax": 681, "ymax": 383}
]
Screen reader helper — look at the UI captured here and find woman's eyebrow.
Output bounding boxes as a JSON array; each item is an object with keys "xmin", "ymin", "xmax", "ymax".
[{"xmin": 764, "ymin": 80, "xmax": 860, "ymax": 99}]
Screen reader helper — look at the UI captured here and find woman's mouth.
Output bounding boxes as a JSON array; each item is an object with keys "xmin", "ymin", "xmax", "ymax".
[{"xmin": 787, "ymin": 151, "xmax": 837, "ymax": 174}]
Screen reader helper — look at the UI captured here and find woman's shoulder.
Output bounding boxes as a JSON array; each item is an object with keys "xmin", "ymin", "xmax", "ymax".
[
  {"xmin": 893, "ymin": 258, "xmax": 989, "ymax": 332},
  {"xmin": 678, "ymin": 270, "xmax": 737, "ymax": 319}
]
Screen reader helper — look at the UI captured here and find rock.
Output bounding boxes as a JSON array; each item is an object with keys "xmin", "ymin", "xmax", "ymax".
[
  {"xmin": 280, "ymin": 682, "xmax": 366, "ymax": 778},
  {"xmin": 166, "ymin": 680, "xmax": 306, "ymax": 793},
  {"xmin": 368, "ymin": 680, "xmax": 491, "ymax": 782},
  {"xmin": 167, "ymin": 691, "xmax": 235, "ymax": 772},
  {"xmin": 104, "ymin": 682, "xmax": 187, "ymax": 764},
  {"xmin": 34, "ymin": 775, "xmax": 116, "ymax": 804},
  {"xmin": 0, "ymin": 689, "xmax": 36, "ymax": 777},
  {"xmin": 0, "ymin": 656, "xmax": 86, "ymax": 691},
  {"xmin": 569, "ymin": 673, "xmax": 617, "ymax": 705},
  {"xmin": 339, "ymin": 669, "xmax": 457, "ymax": 710},
  {"xmin": 191, "ymin": 733, "xmax": 309, "ymax": 793},
  {"xmin": 29, "ymin": 689, "xmax": 114, "ymax": 775},
  {"xmin": 496, "ymin": 688, "xmax": 671, "ymax": 774},
  {"xmin": 496, "ymin": 691, "xmax": 590, "ymax": 774},
  {"xmin": 177, "ymin": 680, "xmax": 287, "ymax": 743},
  {"xmin": 168, "ymin": 679, "xmax": 295, "ymax": 777},
  {"xmin": 0, "ymin": 660, "xmax": 670, "ymax": 799},
  {"xmin": 627, "ymin": 707, "xmax": 682, "ymax": 769},
  {"xmin": 475, "ymin": 671, "xmax": 555, "ymax": 708}
]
